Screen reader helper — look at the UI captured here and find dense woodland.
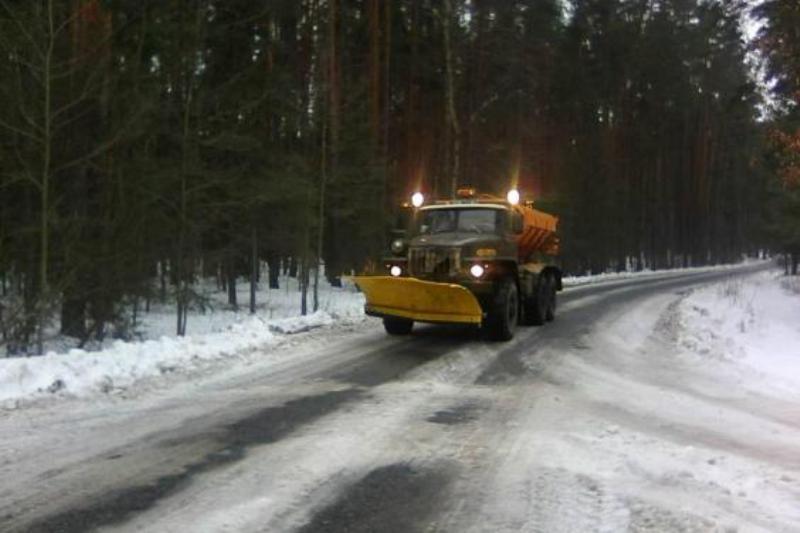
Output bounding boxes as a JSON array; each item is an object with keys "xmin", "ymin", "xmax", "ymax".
[
  {"xmin": 756, "ymin": 0, "xmax": 800, "ymax": 277},
  {"xmin": 0, "ymin": 0, "xmax": 797, "ymax": 353}
]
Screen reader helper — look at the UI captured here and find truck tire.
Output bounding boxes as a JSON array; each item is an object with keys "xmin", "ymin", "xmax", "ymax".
[
  {"xmin": 545, "ymin": 275, "xmax": 557, "ymax": 322},
  {"xmin": 522, "ymin": 275, "xmax": 549, "ymax": 326},
  {"xmin": 383, "ymin": 317, "xmax": 413, "ymax": 335},
  {"xmin": 486, "ymin": 278, "xmax": 519, "ymax": 341}
]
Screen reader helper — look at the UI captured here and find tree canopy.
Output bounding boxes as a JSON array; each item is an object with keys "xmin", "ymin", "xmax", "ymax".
[{"xmin": 0, "ymin": 0, "xmax": 778, "ymax": 353}]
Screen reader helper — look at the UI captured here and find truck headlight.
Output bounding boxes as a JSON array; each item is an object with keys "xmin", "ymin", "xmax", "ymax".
[
  {"xmin": 469, "ymin": 264, "xmax": 485, "ymax": 278},
  {"xmin": 507, "ymin": 189, "xmax": 520, "ymax": 205},
  {"xmin": 391, "ymin": 239, "xmax": 406, "ymax": 255},
  {"xmin": 390, "ymin": 265, "xmax": 403, "ymax": 277}
]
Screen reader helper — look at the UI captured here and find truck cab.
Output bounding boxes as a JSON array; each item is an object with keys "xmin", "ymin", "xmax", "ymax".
[{"xmin": 354, "ymin": 190, "xmax": 562, "ymax": 341}]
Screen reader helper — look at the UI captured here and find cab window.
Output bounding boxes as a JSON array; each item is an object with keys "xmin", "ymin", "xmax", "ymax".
[{"xmin": 416, "ymin": 208, "xmax": 504, "ymax": 235}]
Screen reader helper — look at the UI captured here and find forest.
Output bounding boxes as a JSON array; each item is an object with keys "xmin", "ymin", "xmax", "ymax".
[{"xmin": 1, "ymin": 0, "xmax": 798, "ymax": 354}]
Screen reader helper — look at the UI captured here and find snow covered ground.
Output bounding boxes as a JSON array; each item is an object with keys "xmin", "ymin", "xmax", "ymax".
[
  {"xmin": 0, "ymin": 276, "xmax": 367, "ymax": 408},
  {"xmin": 0, "ymin": 264, "xmax": 797, "ymax": 532},
  {"xmin": 535, "ymin": 268, "xmax": 800, "ymax": 531},
  {"xmin": 560, "ymin": 259, "xmax": 761, "ymax": 287},
  {"xmin": 402, "ymin": 265, "xmax": 798, "ymax": 532},
  {"xmin": 0, "ymin": 261, "xmax": 781, "ymax": 411},
  {"xmin": 676, "ymin": 271, "xmax": 800, "ymax": 395}
]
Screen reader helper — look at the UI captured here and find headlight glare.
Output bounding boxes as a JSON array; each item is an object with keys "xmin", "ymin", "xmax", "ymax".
[
  {"xmin": 469, "ymin": 264, "xmax": 485, "ymax": 278},
  {"xmin": 507, "ymin": 189, "xmax": 520, "ymax": 205}
]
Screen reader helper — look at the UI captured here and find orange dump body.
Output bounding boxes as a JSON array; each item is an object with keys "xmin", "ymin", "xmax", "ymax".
[{"xmin": 514, "ymin": 204, "xmax": 560, "ymax": 259}]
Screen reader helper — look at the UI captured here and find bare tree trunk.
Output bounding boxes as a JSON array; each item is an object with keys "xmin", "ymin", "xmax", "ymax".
[
  {"xmin": 328, "ymin": 0, "xmax": 340, "ymax": 162},
  {"xmin": 160, "ymin": 261, "xmax": 168, "ymax": 302},
  {"xmin": 368, "ymin": 0, "xmax": 381, "ymax": 145},
  {"xmin": 250, "ymin": 228, "xmax": 258, "ymax": 314},
  {"xmin": 227, "ymin": 259, "xmax": 237, "ymax": 309},
  {"xmin": 267, "ymin": 252, "xmax": 280, "ymax": 289},
  {"xmin": 442, "ymin": 0, "xmax": 460, "ymax": 198},
  {"xmin": 314, "ymin": 116, "xmax": 327, "ymax": 313},
  {"xmin": 300, "ymin": 259, "xmax": 309, "ymax": 316},
  {"xmin": 175, "ymin": 1, "xmax": 205, "ymax": 336},
  {"xmin": 132, "ymin": 296, "xmax": 139, "ymax": 334},
  {"xmin": 382, "ymin": 1, "xmax": 392, "ymax": 159},
  {"xmin": 300, "ymin": 251, "xmax": 309, "ymax": 316},
  {"xmin": 322, "ymin": 0, "xmax": 341, "ymax": 285},
  {"xmin": 301, "ymin": 183, "xmax": 313, "ymax": 315},
  {"xmin": 37, "ymin": 0, "xmax": 56, "ymax": 354},
  {"xmin": 176, "ymin": 67, "xmax": 189, "ymax": 335}
]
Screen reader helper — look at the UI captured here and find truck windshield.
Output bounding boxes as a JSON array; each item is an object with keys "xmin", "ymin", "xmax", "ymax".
[{"xmin": 415, "ymin": 208, "xmax": 503, "ymax": 235}]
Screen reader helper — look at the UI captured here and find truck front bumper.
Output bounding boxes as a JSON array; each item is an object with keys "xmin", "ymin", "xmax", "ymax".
[{"xmin": 351, "ymin": 276, "xmax": 484, "ymax": 325}]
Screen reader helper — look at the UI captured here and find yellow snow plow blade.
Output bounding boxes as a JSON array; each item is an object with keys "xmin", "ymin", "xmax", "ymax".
[{"xmin": 352, "ymin": 276, "xmax": 483, "ymax": 325}]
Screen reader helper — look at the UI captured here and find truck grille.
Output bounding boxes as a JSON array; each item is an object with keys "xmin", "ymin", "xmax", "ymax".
[{"xmin": 408, "ymin": 247, "xmax": 461, "ymax": 278}]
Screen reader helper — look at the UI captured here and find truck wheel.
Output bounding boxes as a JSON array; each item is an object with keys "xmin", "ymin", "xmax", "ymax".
[
  {"xmin": 523, "ymin": 276, "xmax": 548, "ymax": 326},
  {"xmin": 545, "ymin": 276, "xmax": 557, "ymax": 322},
  {"xmin": 383, "ymin": 317, "xmax": 413, "ymax": 335},
  {"xmin": 486, "ymin": 278, "xmax": 519, "ymax": 341}
]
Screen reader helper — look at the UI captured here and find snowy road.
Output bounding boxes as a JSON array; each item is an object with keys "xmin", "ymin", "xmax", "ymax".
[{"xmin": 1, "ymin": 262, "xmax": 798, "ymax": 533}]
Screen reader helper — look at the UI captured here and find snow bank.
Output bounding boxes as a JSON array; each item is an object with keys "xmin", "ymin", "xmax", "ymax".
[
  {"xmin": 562, "ymin": 260, "xmax": 758, "ymax": 287},
  {"xmin": 676, "ymin": 271, "xmax": 800, "ymax": 393},
  {"xmin": 0, "ymin": 310, "xmax": 364, "ymax": 408},
  {"xmin": 0, "ymin": 262, "xmax": 776, "ymax": 408},
  {"xmin": 0, "ymin": 272, "xmax": 370, "ymax": 407}
]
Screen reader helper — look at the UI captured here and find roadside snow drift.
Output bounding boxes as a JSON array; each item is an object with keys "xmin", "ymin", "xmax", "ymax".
[
  {"xmin": 0, "ymin": 262, "xmax": 777, "ymax": 410},
  {"xmin": 0, "ymin": 310, "xmax": 362, "ymax": 408},
  {"xmin": 677, "ymin": 271, "xmax": 800, "ymax": 394}
]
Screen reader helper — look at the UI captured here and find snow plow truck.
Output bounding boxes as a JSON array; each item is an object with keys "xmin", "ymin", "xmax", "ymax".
[{"xmin": 352, "ymin": 188, "xmax": 562, "ymax": 341}]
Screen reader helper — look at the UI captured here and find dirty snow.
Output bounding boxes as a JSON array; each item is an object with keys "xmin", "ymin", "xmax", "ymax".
[
  {"xmin": 0, "ymin": 265, "xmax": 797, "ymax": 532},
  {"xmin": 439, "ymin": 267, "xmax": 800, "ymax": 532},
  {"xmin": 0, "ymin": 277, "xmax": 366, "ymax": 407},
  {"xmin": 115, "ymin": 266, "xmax": 800, "ymax": 533},
  {"xmin": 0, "ymin": 260, "xmax": 773, "ymax": 409},
  {"xmin": 0, "ymin": 260, "xmax": 777, "ymax": 411}
]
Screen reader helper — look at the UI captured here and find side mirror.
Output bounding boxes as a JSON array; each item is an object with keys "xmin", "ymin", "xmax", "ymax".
[
  {"xmin": 390, "ymin": 238, "xmax": 407, "ymax": 255},
  {"xmin": 511, "ymin": 214, "xmax": 524, "ymax": 234}
]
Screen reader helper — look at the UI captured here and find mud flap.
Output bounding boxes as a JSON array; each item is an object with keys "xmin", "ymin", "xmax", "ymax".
[{"xmin": 351, "ymin": 276, "xmax": 483, "ymax": 325}]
